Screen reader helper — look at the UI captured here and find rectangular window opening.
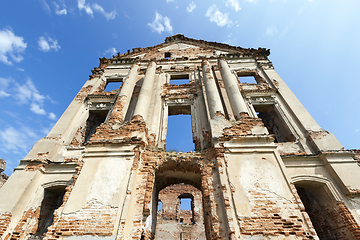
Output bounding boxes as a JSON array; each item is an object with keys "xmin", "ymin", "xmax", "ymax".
[
  {"xmin": 85, "ymin": 110, "xmax": 109, "ymax": 142},
  {"xmin": 180, "ymin": 198, "xmax": 192, "ymax": 210},
  {"xmin": 105, "ymin": 79, "xmax": 123, "ymax": 92},
  {"xmin": 166, "ymin": 106, "xmax": 194, "ymax": 152},
  {"xmin": 253, "ymin": 105, "xmax": 295, "ymax": 143},
  {"xmin": 170, "ymin": 74, "xmax": 189, "ymax": 85},
  {"xmin": 238, "ymin": 75, "xmax": 257, "ymax": 84},
  {"xmin": 165, "ymin": 52, "xmax": 171, "ymax": 60}
]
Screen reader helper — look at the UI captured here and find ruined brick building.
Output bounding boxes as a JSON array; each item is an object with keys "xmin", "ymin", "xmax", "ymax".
[{"xmin": 0, "ymin": 34, "xmax": 360, "ymax": 239}]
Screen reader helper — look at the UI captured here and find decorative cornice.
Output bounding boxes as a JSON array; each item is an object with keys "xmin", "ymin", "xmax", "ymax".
[{"xmin": 107, "ymin": 34, "xmax": 270, "ymax": 61}]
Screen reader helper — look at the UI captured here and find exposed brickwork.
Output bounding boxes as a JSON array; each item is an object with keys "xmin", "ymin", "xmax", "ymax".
[
  {"xmin": 239, "ymin": 189, "xmax": 314, "ymax": 238},
  {"xmin": 296, "ymin": 186, "xmax": 357, "ymax": 239},
  {"xmin": 337, "ymin": 202, "xmax": 360, "ymax": 239},
  {"xmin": 220, "ymin": 117, "xmax": 265, "ymax": 140},
  {"xmin": 108, "ymin": 95, "xmax": 127, "ymax": 123},
  {"xmin": 75, "ymin": 85, "xmax": 93, "ymax": 102},
  {"xmin": 0, "ymin": 212, "xmax": 11, "ymax": 237},
  {"xmin": 25, "ymin": 160, "xmax": 48, "ymax": 172},
  {"xmin": 44, "ymin": 200, "xmax": 118, "ymax": 238},
  {"xmin": 156, "ymin": 183, "xmax": 205, "ymax": 240},
  {"xmin": 130, "ymin": 149, "xmax": 232, "ymax": 240},
  {"xmin": 87, "ymin": 114, "xmax": 146, "ymax": 144}
]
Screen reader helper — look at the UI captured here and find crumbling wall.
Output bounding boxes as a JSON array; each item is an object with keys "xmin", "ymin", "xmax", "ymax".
[
  {"xmin": 0, "ymin": 159, "xmax": 8, "ymax": 189},
  {"xmin": 156, "ymin": 183, "xmax": 205, "ymax": 240},
  {"xmin": 296, "ymin": 186, "xmax": 359, "ymax": 239}
]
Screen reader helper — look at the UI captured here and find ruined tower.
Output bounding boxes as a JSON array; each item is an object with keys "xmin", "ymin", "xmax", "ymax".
[{"xmin": 0, "ymin": 34, "xmax": 360, "ymax": 239}]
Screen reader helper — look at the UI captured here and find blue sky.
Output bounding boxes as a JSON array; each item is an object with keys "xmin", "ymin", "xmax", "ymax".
[{"xmin": 0, "ymin": 0, "xmax": 359, "ymax": 175}]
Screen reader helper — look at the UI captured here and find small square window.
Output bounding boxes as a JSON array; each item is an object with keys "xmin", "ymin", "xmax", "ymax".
[
  {"xmin": 170, "ymin": 74, "xmax": 189, "ymax": 85},
  {"xmin": 105, "ymin": 79, "xmax": 123, "ymax": 92},
  {"xmin": 165, "ymin": 52, "xmax": 171, "ymax": 60}
]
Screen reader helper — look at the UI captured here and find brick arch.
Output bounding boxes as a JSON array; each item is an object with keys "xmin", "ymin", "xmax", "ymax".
[
  {"xmin": 292, "ymin": 174, "xmax": 358, "ymax": 239},
  {"xmin": 291, "ymin": 174, "xmax": 342, "ymax": 202},
  {"xmin": 149, "ymin": 155, "xmax": 211, "ymax": 240}
]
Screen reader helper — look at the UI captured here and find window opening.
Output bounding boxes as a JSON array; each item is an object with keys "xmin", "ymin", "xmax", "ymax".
[
  {"xmin": 180, "ymin": 198, "xmax": 192, "ymax": 210},
  {"xmin": 253, "ymin": 104, "xmax": 295, "ymax": 143},
  {"xmin": 85, "ymin": 110, "xmax": 109, "ymax": 142},
  {"xmin": 166, "ymin": 107, "xmax": 194, "ymax": 152},
  {"xmin": 178, "ymin": 194, "xmax": 194, "ymax": 225},
  {"xmin": 36, "ymin": 186, "xmax": 66, "ymax": 237},
  {"xmin": 165, "ymin": 52, "xmax": 171, "ymax": 60},
  {"xmin": 294, "ymin": 184, "xmax": 353, "ymax": 239},
  {"xmin": 157, "ymin": 200, "xmax": 163, "ymax": 211},
  {"xmin": 105, "ymin": 79, "xmax": 123, "ymax": 92},
  {"xmin": 170, "ymin": 74, "xmax": 189, "ymax": 85},
  {"xmin": 238, "ymin": 75, "xmax": 257, "ymax": 84}
]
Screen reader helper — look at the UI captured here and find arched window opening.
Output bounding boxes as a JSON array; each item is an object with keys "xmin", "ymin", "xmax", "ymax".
[
  {"xmin": 295, "ymin": 182, "xmax": 354, "ymax": 240},
  {"xmin": 157, "ymin": 200, "xmax": 163, "ymax": 211},
  {"xmin": 36, "ymin": 186, "xmax": 66, "ymax": 237},
  {"xmin": 155, "ymin": 182, "xmax": 206, "ymax": 239}
]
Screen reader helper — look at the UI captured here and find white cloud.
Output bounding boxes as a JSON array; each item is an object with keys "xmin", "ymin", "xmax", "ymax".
[
  {"xmin": 54, "ymin": 2, "xmax": 67, "ymax": 15},
  {"xmin": 48, "ymin": 112, "xmax": 57, "ymax": 120},
  {"xmin": 266, "ymin": 25, "xmax": 278, "ymax": 36},
  {"xmin": 77, "ymin": 0, "xmax": 116, "ymax": 20},
  {"xmin": 0, "ymin": 91, "xmax": 10, "ymax": 98},
  {"xmin": 166, "ymin": 0, "xmax": 174, "ymax": 2},
  {"xmin": 38, "ymin": 36, "xmax": 61, "ymax": 52},
  {"xmin": 105, "ymin": 47, "xmax": 118, "ymax": 56},
  {"xmin": 206, "ymin": 5, "xmax": 232, "ymax": 27},
  {"xmin": 0, "ymin": 28, "xmax": 27, "ymax": 65},
  {"xmin": 187, "ymin": 2, "xmax": 196, "ymax": 13},
  {"xmin": 39, "ymin": 0, "xmax": 51, "ymax": 14},
  {"xmin": 78, "ymin": 0, "xmax": 93, "ymax": 16},
  {"xmin": 148, "ymin": 12, "xmax": 173, "ymax": 34},
  {"xmin": 92, "ymin": 3, "xmax": 116, "ymax": 20},
  {"xmin": 0, "ymin": 127, "xmax": 33, "ymax": 153},
  {"xmin": 15, "ymin": 79, "xmax": 45, "ymax": 106},
  {"xmin": 0, "ymin": 77, "xmax": 11, "ymax": 90},
  {"xmin": 11, "ymin": 79, "xmax": 56, "ymax": 117},
  {"xmin": 226, "ymin": 0, "xmax": 241, "ymax": 11},
  {"xmin": 0, "ymin": 78, "xmax": 11, "ymax": 98},
  {"xmin": 30, "ymin": 103, "xmax": 46, "ymax": 115}
]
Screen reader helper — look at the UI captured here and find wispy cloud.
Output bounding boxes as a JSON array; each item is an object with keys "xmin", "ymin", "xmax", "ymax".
[
  {"xmin": 206, "ymin": 5, "xmax": 232, "ymax": 27},
  {"xmin": 54, "ymin": 2, "xmax": 67, "ymax": 15},
  {"xmin": 4, "ymin": 78, "xmax": 56, "ymax": 120},
  {"xmin": 148, "ymin": 12, "xmax": 173, "ymax": 34},
  {"xmin": 266, "ymin": 25, "xmax": 278, "ymax": 36},
  {"xmin": 38, "ymin": 36, "xmax": 60, "ymax": 52},
  {"xmin": 166, "ymin": 0, "xmax": 174, "ymax": 3},
  {"xmin": 187, "ymin": 2, "xmax": 196, "ymax": 13},
  {"xmin": 0, "ymin": 78, "xmax": 11, "ymax": 98},
  {"xmin": 0, "ymin": 28, "xmax": 27, "ymax": 65},
  {"xmin": 77, "ymin": 0, "xmax": 116, "ymax": 20},
  {"xmin": 78, "ymin": 0, "xmax": 93, "ymax": 16},
  {"xmin": 30, "ymin": 103, "xmax": 46, "ymax": 115},
  {"xmin": 226, "ymin": 0, "xmax": 241, "ymax": 11},
  {"xmin": 0, "ymin": 126, "xmax": 34, "ymax": 153},
  {"xmin": 104, "ymin": 47, "xmax": 117, "ymax": 57},
  {"xmin": 92, "ymin": 3, "xmax": 116, "ymax": 20},
  {"xmin": 48, "ymin": 112, "xmax": 57, "ymax": 120},
  {"xmin": 39, "ymin": 0, "xmax": 51, "ymax": 14}
]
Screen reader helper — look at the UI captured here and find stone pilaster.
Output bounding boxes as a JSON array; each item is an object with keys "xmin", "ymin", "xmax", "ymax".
[
  {"xmin": 218, "ymin": 58, "xmax": 249, "ymax": 119},
  {"xmin": 133, "ymin": 61, "xmax": 157, "ymax": 122},
  {"xmin": 202, "ymin": 60, "xmax": 224, "ymax": 118}
]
